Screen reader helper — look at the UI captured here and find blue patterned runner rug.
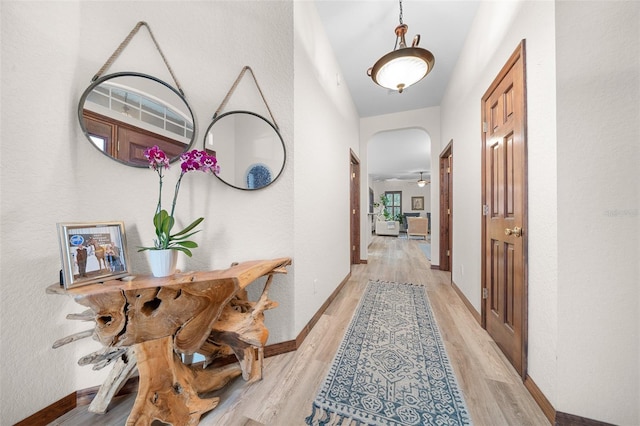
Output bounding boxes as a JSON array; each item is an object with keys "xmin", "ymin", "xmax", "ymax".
[{"xmin": 306, "ymin": 280, "xmax": 472, "ymax": 426}]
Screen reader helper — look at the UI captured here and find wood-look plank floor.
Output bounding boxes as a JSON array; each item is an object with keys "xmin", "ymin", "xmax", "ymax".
[{"xmin": 50, "ymin": 235, "xmax": 549, "ymax": 426}]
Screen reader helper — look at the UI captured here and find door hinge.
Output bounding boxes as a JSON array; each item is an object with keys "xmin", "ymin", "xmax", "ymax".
[
  {"xmin": 352, "ymin": 245, "xmax": 356, "ymax": 251},
  {"xmin": 447, "ymin": 167, "xmax": 451, "ymax": 173},
  {"xmin": 352, "ymin": 209, "xmax": 356, "ymax": 214},
  {"xmin": 483, "ymin": 288, "xmax": 488, "ymax": 299},
  {"xmin": 482, "ymin": 204, "xmax": 489, "ymax": 216},
  {"xmin": 446, "ymin": 250, "xmax": 450, "ymax": 256},
  {"xmin": 482, "ymin": 121, "xmax": 488, "ymax": 133},
  {"xmin": 447, "ymin": 208, "xmax": 451, "ymax": 215},
  {"xmin": 352, "ymin": 172, "xmax": 356, "ymax": 178}
]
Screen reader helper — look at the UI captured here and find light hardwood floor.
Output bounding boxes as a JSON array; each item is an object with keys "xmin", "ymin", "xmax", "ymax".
[{"xmin": 50, "ymin": 235, "xmax": 549, "ymax": 425}]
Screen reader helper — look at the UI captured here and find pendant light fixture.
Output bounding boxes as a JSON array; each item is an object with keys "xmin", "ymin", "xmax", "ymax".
[
  {"xmin": 417, "ymin": 172, "xmax": 428, "ymax": 187},
  {"xmin": 367, "ymin": 0, "xmax": 435, "ymax": 93}
]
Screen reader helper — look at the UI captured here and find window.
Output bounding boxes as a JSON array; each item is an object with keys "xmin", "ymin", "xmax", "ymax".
[
  {"xmin": 384, "ymin": 191, "xmax": 402, "ymax": 220},
  {"xmin": 89, "ymin": 134, "xmax": 107, "ymax": 152},
  {"xmin": 86, "ymin": 84, "xmax": 194, "ymax": 140}
]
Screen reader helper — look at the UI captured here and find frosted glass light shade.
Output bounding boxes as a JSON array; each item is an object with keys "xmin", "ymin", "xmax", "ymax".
[{"xmin": 369, "ymin": 47, "xmax": 435, "ymax": 93}]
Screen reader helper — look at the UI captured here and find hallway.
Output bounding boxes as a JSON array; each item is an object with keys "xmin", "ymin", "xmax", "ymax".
[{"xmin": 51, "ymin": 235, "xmax": 549, "ymax": 425}]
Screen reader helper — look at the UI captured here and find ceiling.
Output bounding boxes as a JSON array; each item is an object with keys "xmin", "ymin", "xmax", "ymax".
[{"xmin": 314, "ymin": 0, "xmax": 479, "ymax": 182}]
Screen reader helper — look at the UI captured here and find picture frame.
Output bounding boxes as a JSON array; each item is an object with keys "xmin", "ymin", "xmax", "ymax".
[
  {"xmin": 411, "ymin": 196, "xmax": 425, "ymax": 211},
  {"xmin": 57, "ymin": 221, "xmax": 130, "ymax": 289}
]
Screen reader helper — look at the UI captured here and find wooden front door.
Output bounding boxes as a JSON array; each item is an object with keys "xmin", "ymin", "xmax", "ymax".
[
  {"xmin": 83, "ymin": 110, "xmax": 186, "ymax": 166},
  {"xmin": 481, "ymin": 41, "xmax": 528, "ymax": 377},
  {"xmin": 350, "ymin": 150, "xmax": 361, "ymax": 265},
  {"xmin": 439, "ymin": 141, "xmax": 453, "ymax": 271}
]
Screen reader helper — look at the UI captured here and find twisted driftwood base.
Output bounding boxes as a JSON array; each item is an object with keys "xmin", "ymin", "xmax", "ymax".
[{"xmin": 48, "ymin": 258, "xmax": 291, "ymax": 425}]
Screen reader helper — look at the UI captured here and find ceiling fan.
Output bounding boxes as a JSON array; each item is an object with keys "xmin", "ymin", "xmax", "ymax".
[{"xmin": 417, "ymin": 171, "xmax": 430, "ymax": 187}]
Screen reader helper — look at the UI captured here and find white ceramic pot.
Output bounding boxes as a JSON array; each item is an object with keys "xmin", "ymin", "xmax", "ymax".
[{"xmin": 147, "ymin": 249, "xmax": 178, "ymax": 277}]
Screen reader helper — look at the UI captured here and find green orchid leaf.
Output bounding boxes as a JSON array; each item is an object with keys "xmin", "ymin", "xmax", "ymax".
[
  {"xmin": 161, "ymin": 215, "xmax": 175, "ymax": 235},
  {"xmin": 174, "ymin": 241, "xmax": 198, "ymax": 248},
  {"xmin": 171, "ymin": 246, "xmax": 193, "ymax": 257},
  {"xmin": 170, "ymin": 230, "xmax": 201, "ymax": 242},
  {"xmin": 170, "ymin": 217, "xmax": 204, "ymax": 238},
  {"xmin": 153, "ymin": 210, "xmax": 168, "ymax": 231}
]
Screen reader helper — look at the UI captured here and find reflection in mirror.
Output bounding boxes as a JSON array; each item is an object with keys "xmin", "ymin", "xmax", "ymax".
[
  {"xmin": 78, "ymin": 72, "xmax": 196, "ymax": 167},
  {"xmin": 204, "ymin": 111, "xmax": 285, "ymax": 190}
]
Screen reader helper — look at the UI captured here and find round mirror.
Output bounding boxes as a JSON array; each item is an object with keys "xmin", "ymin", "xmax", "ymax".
[
  {"xmin": 204, "ymin": 111, "xmax": 286, "ymax": 190},
  {"xmin": 78, "ymin": 72, "xmax": 196, "ymax": 167}
]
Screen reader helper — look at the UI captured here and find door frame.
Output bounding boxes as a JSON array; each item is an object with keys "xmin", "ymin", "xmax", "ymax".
[
  {"xmin": 480, "ymin": 40, "xmax": 528, "ymax": 379},
  {"xmin": 350, "ymin": 150, "xmax": 361, "ymax": 265},
  {"xmin": 439, "ymin": 140, "xmax": 453, "ymax": 271}
]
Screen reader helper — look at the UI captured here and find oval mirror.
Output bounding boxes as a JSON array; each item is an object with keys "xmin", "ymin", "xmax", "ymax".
[
  {"xmin": 204, "ymin": 111, "xmax": 286, "ymax": 190},
  {"xmin": 78, "ymin": 72, "xmax": 196, "ymax": 167}
]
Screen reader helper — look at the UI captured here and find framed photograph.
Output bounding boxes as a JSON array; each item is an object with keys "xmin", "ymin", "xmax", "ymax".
[
  {"xmin": 411, "ymin": 196, "xmax": 425, "ymax": 211},
  {"xmin": 57, "ymin": 221, "xmax": 130, "ymax": 289}
]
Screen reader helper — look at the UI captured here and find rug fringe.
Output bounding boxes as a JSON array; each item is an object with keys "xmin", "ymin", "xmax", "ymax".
[{"xmin": 306, "ymin": 404, "xmax": 362, "ymax": 426}]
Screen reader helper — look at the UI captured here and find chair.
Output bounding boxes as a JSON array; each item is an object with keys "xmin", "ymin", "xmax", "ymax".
[
  {"xmin": 375, "ymin": 219, "xmax": 400, "ymax": 236},
  {"xmin": 403, "ymin": 213, "xmax": 420, "ymax": 232},
  {"xmin": 407, "ymin": 217, "xmax": 428, "ymax": 239}
]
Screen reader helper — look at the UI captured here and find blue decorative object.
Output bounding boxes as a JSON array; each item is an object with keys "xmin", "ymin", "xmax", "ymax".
[
  {"xmin": 69, "ymin": 235, "xmax": 85, "ymax": 246},
  {"xmin": 306, "ymin": 280, "xmax": 472, "ymax": 425},
  {"xmin": 246, "ymin": 164, "xmax": 272, "ymax": 189}
]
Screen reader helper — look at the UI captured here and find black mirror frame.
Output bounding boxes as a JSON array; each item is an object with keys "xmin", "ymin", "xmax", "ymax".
[
  {"xmin": 204, "ymin": 110, "xmax": 286, "ymax": 191},
  {"xmin": 77, "ymin": 72, "xmax": 197, "ymax": 168}
]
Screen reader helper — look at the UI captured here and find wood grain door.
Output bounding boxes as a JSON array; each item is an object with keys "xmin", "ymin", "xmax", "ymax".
[
  {"xmin": 117, "ymin": 127, "xmax": 184, "ymax": 166},
  {"xmin": 481, "ymin": 41, "xmax": 528, "ymax": 377},
  {"xmin": 82, "ymin": 110, "xmax": 186, "ymax": 166},
  {"xmin": 439, "ymin": 141, "xmax": 453, "ymax": 271},
  {"xmin": 350, "ymin": 150, "xmax": 361, "ymax": 265}
]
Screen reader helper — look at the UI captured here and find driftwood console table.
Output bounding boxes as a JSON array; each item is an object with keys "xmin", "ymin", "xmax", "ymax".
[{"xmin": 47, "ymin": 257, "xmax": 292, "ymax": 425}]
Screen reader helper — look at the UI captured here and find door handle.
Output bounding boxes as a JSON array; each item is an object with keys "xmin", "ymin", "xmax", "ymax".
[{"xmin": 505, "ymin": 226, "xmax": 523, "ymax": 237}]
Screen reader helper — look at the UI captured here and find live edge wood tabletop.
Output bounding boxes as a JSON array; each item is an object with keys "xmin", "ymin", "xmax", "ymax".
[{"xmin": 46, "ymin": 257, "xmax": 292, "ymax": 426}]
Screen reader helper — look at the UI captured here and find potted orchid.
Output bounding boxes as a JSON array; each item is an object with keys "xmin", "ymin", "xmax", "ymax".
[{"xmin": 138, "ymin": 145, "xmax": 219, "ymax": 276}]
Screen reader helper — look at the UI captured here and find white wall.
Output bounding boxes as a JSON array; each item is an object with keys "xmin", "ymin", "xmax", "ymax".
[
  {"xmin": 439, "ymin": 0, "xmax": 558, "ymax": 407},
  {"xmin": 555, "ymin": 2, "xmax": 639, "ymax": 424},
  {"xmin": 440, "ymin": 0, "xmax": 639, "ymax": 423},
  {"xmin": 440, "ymin": 0, "xmax": 559, "ymax": 408},
  {"xmin": 360, "ymin": 107, "xmax": 440, "ymax": 261},
  {"xmin": 0, "ymin": 1, "xmax": 299, "ymax": 423},
  {"xmin": 292, "ymin": 3, "xmax": 360, "ymax": 333}
]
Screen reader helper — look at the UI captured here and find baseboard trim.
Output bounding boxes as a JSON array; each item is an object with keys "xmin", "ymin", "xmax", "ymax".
[
  {"xmin": 555, "ymin": 412, "xmax": 616, "ymax": 426},
  {"xmin": 449, "ymin": 283, "xmax": 559, "ymax": 424},
  {"xmin": 296, "ymin": 272, "xmax": 351, "ymax": 347},
  {"xmin": 524, "ymin": 375, "xmax": 555, "ymax": 424},
  {"xmin": 14, "ymin": 392, "xmax": 77, "ymax": 426},
  {"xmin": 17, "ymin": 271, "xmax": 353, "ymax": 426},
  {"xmin": 451, "ymin": 280, "xmax": 481, "ymax": 324}
]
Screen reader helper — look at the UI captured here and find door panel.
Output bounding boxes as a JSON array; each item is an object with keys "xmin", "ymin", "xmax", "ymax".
[
  {"xmin": 439, "ymin": 142, "xmax": 453, "ymax": 271},
  {"xmin": 83, "ymin": 110, "xmax": 187, "ymax": 166},
  {"xmin": 118, "ymin": 127, "xmax": 184, "ymax": 166},
  {"xmin": 350, "ymin": 151, "xmax": 361, "ymax": 265},
  {"xmin": 482, "ymin": 41, "xmax": 527, "ymax": 377}
]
